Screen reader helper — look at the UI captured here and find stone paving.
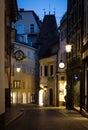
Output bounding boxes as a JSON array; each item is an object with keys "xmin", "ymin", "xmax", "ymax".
[
  {"xmin": 5, "ymin": 105, "xmax": 88, "ymax": 126},
  {"xmin": 5, "ymin": 105, "xmax": 24, "ymax": 126}
]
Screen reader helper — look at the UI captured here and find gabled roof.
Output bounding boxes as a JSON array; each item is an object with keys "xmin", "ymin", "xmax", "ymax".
[
  {"xmin": 36, "ymin": 14, "xmax": 59, "ymax": 58},
  {"xmin": 37, "ymin": 14, "xmax": 59, "ymax": 45}
]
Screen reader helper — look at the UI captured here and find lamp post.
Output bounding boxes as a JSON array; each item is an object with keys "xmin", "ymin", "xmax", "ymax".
[
  {"xmin": 65, "ymin": 43, "xmax": 73, "ymax": 109},
  {"xmin": 65, "ymin": 43, "xmax": 82, "ymax": 111}
]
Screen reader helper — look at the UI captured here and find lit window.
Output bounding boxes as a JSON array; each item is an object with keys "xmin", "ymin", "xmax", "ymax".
[{"xmin": 13, "ymin": 80, "xmax": 21, "ymax": 88}]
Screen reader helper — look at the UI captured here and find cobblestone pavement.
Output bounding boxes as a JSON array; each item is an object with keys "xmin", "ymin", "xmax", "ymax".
[{"xmin": 5, "ymin": 104, "xmax": 88, "ymax": 126}]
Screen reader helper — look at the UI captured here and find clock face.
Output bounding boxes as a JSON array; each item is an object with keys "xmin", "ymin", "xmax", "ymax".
[
  {"xmin": 14, "ymin": 50, "xmax": 25, "ymax": 61},
  {"xmin": 59, "ymin": 62, "xmax": 65, "ymax": 69}
]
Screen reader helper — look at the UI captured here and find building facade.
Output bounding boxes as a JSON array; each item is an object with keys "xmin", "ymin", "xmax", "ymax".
[
  {"xmin": 0, "ymin": 0, "xmax": 18, "ymax": 129},
  {"xmin": 36, "ymin": 14, "xmax": 59, "ymax": 106},
  {"xmin": 13, "ymin": 9, "xmax": 41, "ymax": 47},
  {"xmin": 67, "ymin": 0, "xmax": 83, "ymax": 110},
  {"xmin": 58, "ymin": 12, "xmax": 67, "ymax": 106},
  {"xmin": 11, "ymin": 41, "xmax": 38, "ymax": 104},
  {"xmin": 82, "ymin": 0, "xmax": 88, "ymax": 112},
  {"xmin": 39, "ymin": 55, "xmax": 57, "ymax": 106},
  {"xmin": 11, "ymin": 9, "xmax": 41, "ymax": 105}
]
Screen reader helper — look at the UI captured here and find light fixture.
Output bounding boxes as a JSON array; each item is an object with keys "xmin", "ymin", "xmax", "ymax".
[
  {"xmin": 16, "ymin": 67, "xmax": 21, "ymax": 72},
  {"xmin": 59, "ymin": 59, "xmax": 65, "ymax": 69},
  {"xmin": 74, "ymin": 74, "xmax": 78, "ymax": 80},
  {"xmin": 15, "ymin": 62, "xmax": 22, "ymax": 72},
  {"xmin": 59, "ymin": 54, "xmax": 65, "ymax": 69},
  {"xmin": 39, "ymin": 89, "xmax": 43, "ymax": 106},
  {"xmin": 65, "ymin": 44, "xmax": 72, "ymax": 53},
  {"xmin": 44, "ymin": 87, "xmax": 47, "ymax": 92}
]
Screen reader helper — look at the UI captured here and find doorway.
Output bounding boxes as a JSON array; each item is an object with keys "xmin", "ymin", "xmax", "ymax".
[{"xmin": 49, "ymin": 88, "xmax": 53, "ymax": 105}]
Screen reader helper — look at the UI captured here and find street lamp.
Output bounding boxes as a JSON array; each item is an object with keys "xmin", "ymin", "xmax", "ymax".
[
  {"xmin": 16, "ymin": 67, "xmax": 21, "ymax": 72},
  {"xmin": 65, "ymin": 43, "xmax": 82, "ymax": 111},
  {"xmin": 65, "ymin": 43, "xmax": 72, "ymax": 109},
  {"xmin": 65, "ymin": 44, "xmax": 72, "ymax": 53}
]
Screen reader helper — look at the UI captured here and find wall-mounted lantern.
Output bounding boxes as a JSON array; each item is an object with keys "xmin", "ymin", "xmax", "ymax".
[
  {"xmin": 65, "ymin": 44, "xmax": 72, "ymax": 53},
  {"xmin": 16, "ymin": 67, "xmax": 21, "ymax": 72}
]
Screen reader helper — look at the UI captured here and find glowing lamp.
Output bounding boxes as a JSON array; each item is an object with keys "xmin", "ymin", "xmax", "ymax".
[
  {"xmin": 16, "ymin": 67, "xmax": 21, "ymax": 72},
  {"xmin": 65, "ymin": 44, "xmax": 72, "ymax": 53},
  {"xmin": 59, "ymin": 60, "xmax": 65, "ymax": 69}
]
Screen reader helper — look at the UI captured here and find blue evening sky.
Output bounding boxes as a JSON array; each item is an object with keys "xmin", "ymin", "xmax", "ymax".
[{"xmin": 17, "ymin": 0, "xmax": 67, "ymax": 26}]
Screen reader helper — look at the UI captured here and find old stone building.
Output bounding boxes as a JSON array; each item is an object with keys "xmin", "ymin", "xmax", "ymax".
[{"xmin": 36, "ymin": 14, "xmax": 59, "ymax": 106}]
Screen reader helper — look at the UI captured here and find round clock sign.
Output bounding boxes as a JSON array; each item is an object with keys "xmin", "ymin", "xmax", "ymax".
[
  {"xmin": 59, "ymin": 61, "xmax": 65, "ymax": 69},
  {"xmin": 14, "ymin": 50, "xmax": 25, "ymax": 61}
]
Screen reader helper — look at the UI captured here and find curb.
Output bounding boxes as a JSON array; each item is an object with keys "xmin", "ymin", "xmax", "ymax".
[
  {"xmin": 81, "ymin": 109, "xmax": 88, "ymax": 118},
  {"xmin": 5, "ymin": 111, "xmax": 24, "ymax": 126}
]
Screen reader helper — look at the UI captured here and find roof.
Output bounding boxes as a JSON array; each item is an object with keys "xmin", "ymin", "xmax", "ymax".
[
  {"xmin": 60, "ymin": 12, "xmax": 67, "ymax": 25},
  {"xmin": 36, "ymin": 14, "xmax": 59, "ymax": 58},
  {"xmin": 12, "ymin": 41, "xmax": 38, "ymax": 51}
]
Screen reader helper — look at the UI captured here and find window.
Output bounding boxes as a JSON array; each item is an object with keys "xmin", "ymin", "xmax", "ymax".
[
  {"xmin": 40, "ymin": 66, "xmax": 42, "ymax": 76},
  {"xmin": 50, "ymin": 65, "xmax": 53, "ymax": 76},
  {"xmin": 44, "ymin": 66, "xmax": 48, "ymax": 76},
  {"xmin": 22, "ymin": 63, "xmax": 26, "ymax": 72},
  {"xmin": 77, "ymin": 34, "xmax": 81, "ymax": 51},
  {"xmin": 19, "ymin": 35, "xmax": 24, "ymax": 42},
  {"xmin": 13, "ymin": 80, "xmax": 21, "ymax": 88},
  {"xmin": 17, "ymin": 24, "xmax": 24, "ymax": 34},
  {"xmin": 27, "ymin": 51, "xmax": 34, "ymax": 59},
  {"xmin": 61, "ymin": 76, "xmax": 65, "ymax": 80},
  {"xmin": 27, "ymin": 37, "xmax": 32, "ymax": 46},
  {"xmin": 18, "ymin": 14, "xmax": 23, "ymax": 20},
  {"xmin": 30, "ymin": 24, "xmax": 34, "ymax": 34}
]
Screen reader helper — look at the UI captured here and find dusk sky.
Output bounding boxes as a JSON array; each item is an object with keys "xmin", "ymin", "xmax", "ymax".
[{"xmin": 17, "ymin": 0, "xmax": 67, "ymax": 26}]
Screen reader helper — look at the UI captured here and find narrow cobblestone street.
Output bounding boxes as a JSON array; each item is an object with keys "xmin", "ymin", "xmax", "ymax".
[{"xmin": 5, "ymin": 105, "xmax": 88, "ymax": 130}]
